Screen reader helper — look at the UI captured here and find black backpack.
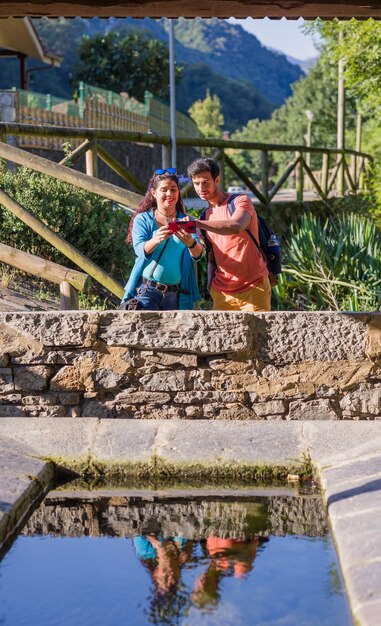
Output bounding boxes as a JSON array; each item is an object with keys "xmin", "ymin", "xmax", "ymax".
[{"xmin": 200, "ymin": 193, "xmax": 282, "ymax": 285}]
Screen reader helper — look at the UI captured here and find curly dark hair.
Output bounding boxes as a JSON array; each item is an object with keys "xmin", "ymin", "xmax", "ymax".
[{"xmin": 127, "ymin": 172, "xmax": 185, "ymax": 244}]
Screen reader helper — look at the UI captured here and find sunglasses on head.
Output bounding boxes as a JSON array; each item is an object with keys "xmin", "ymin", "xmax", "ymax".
[{"xmin": 154, "ymin": 168, "xmax": 177, "ymax": 175}]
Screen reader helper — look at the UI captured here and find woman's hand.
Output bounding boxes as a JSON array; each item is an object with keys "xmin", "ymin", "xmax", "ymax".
[
  {"xmin": 153, "ymin": 224, "xmax": 171, "ymax": 245},
  {"xmin": 144, "ymin": 225, "xmax": 171, "ymax": 255}
]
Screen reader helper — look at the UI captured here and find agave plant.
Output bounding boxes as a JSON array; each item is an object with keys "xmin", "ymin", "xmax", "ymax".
[{"xmin": 274, "ymin": 212, "xmax": 381, "ymax": 311}]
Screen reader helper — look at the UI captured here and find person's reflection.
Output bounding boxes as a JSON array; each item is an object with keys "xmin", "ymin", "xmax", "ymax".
[
  {"xmin": 133, "ymin": 534, "xmax": 193, "ymax": 623},
  {"xmin": 191, "ymin": 536, "xmax": 262, "ymax": 610}
]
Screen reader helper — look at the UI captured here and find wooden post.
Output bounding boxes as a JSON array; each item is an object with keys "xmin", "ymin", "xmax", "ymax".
[
  {"xmin": 296, "ymin": 151, "xmax": 304, "ymax": 202},
  {"xmin": 60, "ymin": 281, "xmax": 79, "ymax": 310},
  {"xmin": 260, "ymin": 150, "xmax": 269, "ymax": 204},
  {"xmin": 354, "ymin": 111, "xmax": 362, "ymax": 187},
  {"xmin": 321, "ymin": 153, "xmax": 329, "ymax": 196},
  {"xmin": 217, "ymin": 150, "xmax": 225, "ymax": 189},
  {"xmin": 86, "ymin": 140, "xmax": 98, "ymax": 177}
]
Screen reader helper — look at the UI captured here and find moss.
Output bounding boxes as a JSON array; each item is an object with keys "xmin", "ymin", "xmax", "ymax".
[{"xmin": 43, "ymin": 453, "xmax": 304, "ymax": 485}]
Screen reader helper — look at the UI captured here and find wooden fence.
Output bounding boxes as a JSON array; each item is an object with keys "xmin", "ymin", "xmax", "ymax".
[{"xmin": 0, "ymin": 123, "xmax": 373, "ymax": 306}]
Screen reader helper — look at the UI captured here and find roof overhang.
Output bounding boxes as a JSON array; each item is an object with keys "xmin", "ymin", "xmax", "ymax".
[
  {"xmin": 0, "ymin": 17, "xmax": 61, "ymax": 65},
  {"xmin": 0, "ymin": 1, "xmax": 381, "ymax": 19}
]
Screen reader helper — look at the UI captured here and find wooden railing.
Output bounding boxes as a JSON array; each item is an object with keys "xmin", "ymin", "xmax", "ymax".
[
  {"xmin": 0, "ymin": 243, "xmax": 88, "ymax": 309},
  {"xmin": 0, "ymin": 122, "xmax": 373, "ymax": 202},
  {"xmin": 0, "ymin": 122, "xmax": 373, "ymax": 304}
]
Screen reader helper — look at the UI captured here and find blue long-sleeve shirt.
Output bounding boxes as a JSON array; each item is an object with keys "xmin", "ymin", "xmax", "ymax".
[{"xmin": 122, "ymin": 210, "xmax": 203, "ymax": 309}]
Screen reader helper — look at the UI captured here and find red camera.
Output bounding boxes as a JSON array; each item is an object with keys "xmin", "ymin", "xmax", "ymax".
[{"xmin": 167, "ymin": 220, "xmax": 196, "ymax": 234}]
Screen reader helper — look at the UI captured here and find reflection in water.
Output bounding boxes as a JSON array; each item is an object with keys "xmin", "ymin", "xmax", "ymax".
[
  {"xmin": 132, "ymin": 534, "xmax": 264, "ymax": 623},
  {"xmin": 0, "ymin": 491, "xmax": 352, "ymax": 626}
]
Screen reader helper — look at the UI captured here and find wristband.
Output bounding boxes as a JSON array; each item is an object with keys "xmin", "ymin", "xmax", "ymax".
[{"xmin": 188, "ymin": 239, "xmax": 198, "ymax": 250}]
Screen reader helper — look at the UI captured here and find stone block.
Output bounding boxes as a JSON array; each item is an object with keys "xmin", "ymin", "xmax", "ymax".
[
  {"xmin": 0, "ymin": 394, "xmax": 21, "ymax": 404},
  {"xmin": 0, "ymin": 405, "xmax": 25, "ymax": 417},
  {"xmin": 50, "ymin": 366, "xmax": 90, "ymax": 392},
  {"xmin": 340, "ymin": 385, "xmax": 381, "ymax": 416},
  {"xmin": 93, "ymin": 368, "xmax": 128, "ymax": 390},
  {"xmin": 252, "ymin": 400, "xmax": 287, "ymax": 416},
  {"xmin": 98, "ymin": 311, "xmax": 252, "ymax": 354},
  {"xmin": 82, "ymin": 399, "xmax": 115, "ymax": 418},
  {"xmin": 22, "ymin": 405, "xmax": 67, "ymax": 418},
  {"xmin": 114, "ymin": 391, "xmax": 171, "ymax": 404},
  {"xmin": 251, "ymin": 312, "xmax": 369, "ymax": 364},
  {"xmin": 13, "ymin": 366, "xmax": 53, "ymax": 391},
  {"xmin": 0, "ymin": 368, "xmax": 14, "ymax": 392},
  {"xmin": 288, "ymin": 399, "xmax": 338, "ymax": 420},
  {"xmin": 173, "ymin": 391, "xmax": 241, "ymax": 404},
  {"xmin": 139, "ymin": 370, "xmax": 190, "ymax": 391},
  {"xmin": 0, "ymin": 312, "xmax": 99, "ymax": 348}
]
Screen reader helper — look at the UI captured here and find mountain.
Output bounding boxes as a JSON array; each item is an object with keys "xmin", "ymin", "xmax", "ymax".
[
  {"xmin": 0, "ymin": 17, "xmax": 304, "ymax": 132},
  {"xmin": 283, "ymin": 53, "xmax": 319, "ymax": 73}
]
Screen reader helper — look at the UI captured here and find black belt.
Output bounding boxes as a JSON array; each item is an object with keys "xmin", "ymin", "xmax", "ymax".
[{"xmin": 142, "ymin": 278, "xmax": 179, "ymax": 293}]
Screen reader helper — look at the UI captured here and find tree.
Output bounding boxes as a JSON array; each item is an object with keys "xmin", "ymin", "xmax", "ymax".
[
  {"xmin": 73, "ymin": 31, "xmax": 182, "ymax": 101},
  {"xmin": 188, "ymin": 89, "xmax": 224, "ymax": 138},
  {"xmin": 229, "ymin": 50, "xmax": 358, "ymax": 182},
  {"xmin": 308, "ymin": 19, "xmax": 381, "ymax": 116}
]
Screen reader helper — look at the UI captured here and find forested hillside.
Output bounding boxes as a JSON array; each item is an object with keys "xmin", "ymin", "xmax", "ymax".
[{"xmin": 0, "ymin": 17, "xmax": 303, "ymax": 132}]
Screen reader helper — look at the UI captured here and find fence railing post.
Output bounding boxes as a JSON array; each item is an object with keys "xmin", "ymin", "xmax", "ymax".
[
  {"xmin": 60, "ymin": 281, "xmax": 79, "ymax": 310},
  {"xmin": 218, "ymin": 150, "xmax": 225, "ymax": 190},
  {"xmin": 321, "ymin": 152, "xmax": 329, "ymax": 196},
  {"xmin": 86, "ymin": 139, "xmax": 98, "ymax": 177},
  {"xmin": 260, "ymin": 150, "xmax": 269, "ymax": 204},
  {"xmin": 296, "ymin": 151, "xmax": 304, "ymax": 202}
]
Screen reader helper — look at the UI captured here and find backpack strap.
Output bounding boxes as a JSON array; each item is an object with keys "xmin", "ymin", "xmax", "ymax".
[{"xmin": 227, "ymin": 194, "xmax": 263, "ymax": 258}]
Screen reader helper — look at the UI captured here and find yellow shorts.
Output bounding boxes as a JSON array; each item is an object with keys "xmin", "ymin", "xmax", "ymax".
[{"xmin": 210, "ymin": 276, "xmax": 271, "ymax": 312}]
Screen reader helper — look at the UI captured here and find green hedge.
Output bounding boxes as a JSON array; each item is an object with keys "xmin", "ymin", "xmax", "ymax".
[{"xmin": 0, "ymin": 165, "xmax": 134, "ymax": 303}]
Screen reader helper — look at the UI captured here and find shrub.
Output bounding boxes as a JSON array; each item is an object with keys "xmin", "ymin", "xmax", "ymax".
[
  {"xmin": 274, "ymin": 212, "xmax": 381, "ymax": 311},
  {"xmin": 0, "ymin": 166, "xmax": 134, "ymax": 295}
]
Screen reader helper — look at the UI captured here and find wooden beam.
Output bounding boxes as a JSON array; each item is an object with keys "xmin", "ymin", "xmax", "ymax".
[
  {"xmin": 96, "ymin": 144, "xmax": 146, "ymax": 194},
  {"xmin": 224, "ymin": 153, "xmax": 267, "ymax": 205},
  {"xmin": 0, "ymin": 187, "xmax": 125, "ymax": 299},
  {"xmin": 268, "ymin": 156, "xmax": 300, "ymax": 201},
  {"xmin": 2, "ymin": 1, "xmax": 381, "ymax": 19},
  {"xmin": 0, "ymin": 243, "xmax": 88, "ymax": 290},
  {"xmin": 0, "ymin": 123, "xmax": 373, "ymax": 160},
  {"xmin": 0, "ymin": 141, "xmax": 142, "ymax": 210},
  {"xmin": 59, "ymin": 139, "xmax": 95, "ymax": 166}
]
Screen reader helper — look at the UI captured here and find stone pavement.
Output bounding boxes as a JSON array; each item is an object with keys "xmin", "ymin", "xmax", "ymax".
[{"xmin": 0, "ymin": 418, "xmax": 380, "ymax": 625}]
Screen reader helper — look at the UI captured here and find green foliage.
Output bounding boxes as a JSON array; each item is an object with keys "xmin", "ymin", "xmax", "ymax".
[
  {"xmin": 274, "ymin": 212, "xmax": 381, "ymax": 311},
  {"xmin": 188, "ymin": 89, "xmax": 224, "ymax": 138},
  {"xmin": 308, "ymin": 19, "xmax": 381, "ymax": 115},
  {"xmin": 230, "ymin": 50, "xmax": 357, "ymax": 182},
  {"xmin": 0, "ymin": 166, "xmax": 133, "ymax": 290},
  {"xmin": 73, "ymin": 31, "xmax": 181, "ymax": 101},
  {"xmin": 176, "ymin": 63, "xmax": 274, "ymax": 131}
]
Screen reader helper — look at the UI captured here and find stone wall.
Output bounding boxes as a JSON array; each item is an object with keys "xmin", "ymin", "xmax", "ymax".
[
  {"xmin": 23, "ymin": 492, "xmax": 327, "ymax": 538},
  {"xmin": 0, "ymin": 311, "xmax": 380, "ymax": 420}
]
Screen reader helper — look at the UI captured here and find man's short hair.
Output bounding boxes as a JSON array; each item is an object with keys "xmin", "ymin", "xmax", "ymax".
[{"xmin": 187, "ymin": 157, "xmax": 220, "ymax": 180}]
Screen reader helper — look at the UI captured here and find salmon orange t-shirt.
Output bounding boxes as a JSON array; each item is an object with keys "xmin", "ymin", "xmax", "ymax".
[{"xmin": 203, "ymin": 195, "xmax": 268, "ymax": 294}]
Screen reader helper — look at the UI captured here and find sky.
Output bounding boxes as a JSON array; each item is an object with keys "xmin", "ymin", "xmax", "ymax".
[{"xmin": 228, "ymin": 18, "xmax": 320, "ymax": 61}]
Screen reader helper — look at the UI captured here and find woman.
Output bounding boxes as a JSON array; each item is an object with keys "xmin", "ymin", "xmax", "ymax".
[{"xmin": 122, "ymin": 168, "xmax": 203, "ymax": 310}]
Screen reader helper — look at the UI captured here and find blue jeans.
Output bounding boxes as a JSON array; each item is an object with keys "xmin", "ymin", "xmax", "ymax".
[{"xmin": 135, "ymin": 281, "xmax": 179, "ymax": 311}]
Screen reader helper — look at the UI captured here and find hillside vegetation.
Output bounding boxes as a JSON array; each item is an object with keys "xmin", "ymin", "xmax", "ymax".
[{"xmin": 0, "ymin": 17, "xmax": 303, "ymax": 132}]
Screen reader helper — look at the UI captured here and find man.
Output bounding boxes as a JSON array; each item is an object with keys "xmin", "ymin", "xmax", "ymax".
[{"xmin": 188, "ymin": 157, "xmax": 271, "ymax": 312}]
